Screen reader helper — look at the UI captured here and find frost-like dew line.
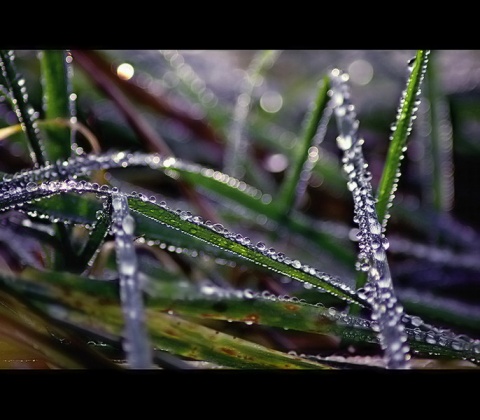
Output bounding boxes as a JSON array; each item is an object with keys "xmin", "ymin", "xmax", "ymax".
[
  {"xmin": 376, "ymin": 51, "xmax": 429, "ymax": 229},
  {"xmin": 292, "ymin": 101, "xmax": 332, "ymax": 209},
  {"xmin": 111, "ymin": 193, "xmax": 152, "ymax": 368},
  {"xmin": 389, "ymin": 235, "xmax": 480, "ymax": 271},
  {"xmin": 329, "ymin": 69, "xmax": 410, "ymax": 369},
  {"xmin": 399, "ymin": 287, "xmax": 480, "ymax": 323}
]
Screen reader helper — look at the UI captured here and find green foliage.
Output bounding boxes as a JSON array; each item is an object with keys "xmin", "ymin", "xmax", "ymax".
[{"xmin": 0, "ymin": 49, "xmax": 479, "ymax": 370}]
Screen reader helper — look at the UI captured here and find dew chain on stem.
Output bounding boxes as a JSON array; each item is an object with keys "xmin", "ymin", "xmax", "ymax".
[{"xmin": 329, "ymin": 68, "xmax": 410, "ymax": 369}]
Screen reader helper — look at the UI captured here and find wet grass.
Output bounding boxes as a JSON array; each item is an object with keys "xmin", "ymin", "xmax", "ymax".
[{"xmin": 0, "ymin": 49, "xmax": 479, "ymax": 369}]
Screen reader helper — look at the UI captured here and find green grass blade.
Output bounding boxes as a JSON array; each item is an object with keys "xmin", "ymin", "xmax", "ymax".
[
  {"xmin": 145, "ymin": 310, "xmax": 330, "ymax": 369},
  {"xmin": 160, "ymin": 159, "xmax": 355, "ymax": 266},
  {"xmin": 9, "ymin": 268, "xmax": 480, "ymax": 366},
  {"xmin": 74, "ymin": 207, "xmax": 111, "ymax": 273},
  {"xmin": 277, "ymin": 75, "xmax": 331, "ymax": 213},
  {"xmin": 375, "ymin": 50, "xmax": 430, "ymax": 229},
  {"xmin": 425, "ymin": 50, "xmax": 455, "ymax": 214},
  {"xmin": 27, "ymin": 193, "xmax": 102, "ymax": 224},
  {"xmin": 128, "ymin": 196, "xmax": 363, "ymax": 306},
  {"xmin": 39, "ymin": 50, "xmax": 74, "ymax": 162},
  {"xmin": 11, "ymin": 270, "xmax": 330, "ymax": 369},
  {"xmin": 0, "ymin": 50, "xmax": 47, "ymax": 166}
]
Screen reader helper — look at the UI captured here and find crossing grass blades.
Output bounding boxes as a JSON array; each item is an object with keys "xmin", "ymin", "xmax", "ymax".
[{"xmin": 0, "ymin": 49, "xmax": 479, "ymax": 369}]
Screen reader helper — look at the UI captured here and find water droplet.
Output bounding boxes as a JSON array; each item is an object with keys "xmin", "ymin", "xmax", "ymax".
[
  {"xmin": 292, "ymin": 260, "xmax": 301, "ymax": 269},
  {"xmin": 336, "ymin": 135, "xmax": 353, "ymax": 151},
  {"xmin": 381, "ymin": 237, "xmax": 390, "ymax": 250},
  {"xmin": 26, "ymin": 182, "xmax": 37, "ymax": 192},
  {"xmin": 243, "ymin": 289, "xmax": 254, "ymax": 299},
  {"xmin": 256, "ymin": 242, "xmax": 266, "ymax": 251},
  {"xmin": 407, "ymin": 57, "xmax": 416, "ymax": 70},
  {"xmin": 369, "ymin": 219, "xmax": 381, "ymax": 235},
  {"xmin": 122, "ymin": 215, "xmax": 135, "ymax": 235}
]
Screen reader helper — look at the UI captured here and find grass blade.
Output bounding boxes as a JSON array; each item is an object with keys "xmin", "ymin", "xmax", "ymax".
[
  {"xmin": 7, "ymin": 267, "xmax": 480, "ymax": 367},
  {"xmin": 110, "ymin": 192, "xmax": 152, "ymax": 368},
  {"xmin": 39, "ymin": 50, "xmax": 74, "ymax": 162},
  {"xmin": 426, "ymin": 50, "xmax": 454, "ymax": 213},
  {"xmin": 375, "ymin": 50, "xmax": 430, "ymax": 229},
  {"xmin": 128, "ymin": 195, "xmax": 363, "ymax": 306},
  {"xmin": 0, "ymin": 50, "xmax": 47, "ymax": 166},
  {"xmin": 330, "ymin": 68, "xmax": 410, "ymax": 369},
  {"xmin": 74, "ymin": 207, "xmax": 111, "ymax": 273},
  {"xmin": 10, "ymin": 270, "xmax": 331, "ymax": 369},
  {"xmin": 276, "ymin": 75, "xmax": 331, "ymax": 213}
]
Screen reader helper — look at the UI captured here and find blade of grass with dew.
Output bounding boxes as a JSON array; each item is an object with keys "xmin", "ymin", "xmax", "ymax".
[
  {"xmin": 146, "ymin": 280, "xmax": 377, "ymax": 343},
  {"xmin": 0, "ymin": 50, "xmax": 47, "ymax": 166},
  {"xmin": 13, "ymin": 267, "xmax": 480, "ymax": 365},
  {"xmin": 74, "ymin": 206, "xmax": 111, "ymax": 274},
  {"xmin": 150, "ymin": 156, "xmax": 355, "ymax": 265},
  {"xmin": 10, "ymin": 270, "xmax": 331, "ymax": 369},
  {"xmin": 110, "ymin": 192, "xmax": 152, "ymax": 368},
  {"xmin": 330, "ymin": 68, "xmax": 410, "ymax": 369},
  {"xmin": 276, "ymin": 75, "xmax": 331, "ymax": 213},
  {"xmin": 375, "ymin": 50, "xmax": 430, "ymax": 228},
  {"xmin": 398, "ymin": 287, "xmax": 480, "ymax": 333},
  {"xmin": 1, "ymin": 149, "xmax": 355, "ymax": 266},
  {"xmin": 0, "ymin": 154, "xmax": 353, "ymax": 276},
  {"xmin": 18, "ymin": 265, "xmax": 373, "ymax": 345},
  {"xmin": 223, "ymin": 50, "xmax": 281, "ymax": 179},
  {"xmin": 127, "ymin": 195, "xmax": 363, "ymax": 306},
  {"xmin": 39, "ymin": 50, "xmax": 74, "ymax": 162},
  {"xmin": 4, "ymin": 50, "xmax": 79, "ymax": 270}
]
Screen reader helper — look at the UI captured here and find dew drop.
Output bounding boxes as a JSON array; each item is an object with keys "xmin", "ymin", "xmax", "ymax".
[
  {"xmin": 243, "ymin": 289, "xmax": 254, "ymax": 299},
  {"xmin": 26, "ymin": 182, "xmax": 37, "ymax": 192},
  {"xmin": 381, "ymin": 237, "xmax": 390, "ymax": 250},
  {"xmin": 336, "ymin": 135, "xmax": 353, "ymax": 151},
  {"xmin": 256, "ymin": 242, "xmax": 266, "ymax": 251}
]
